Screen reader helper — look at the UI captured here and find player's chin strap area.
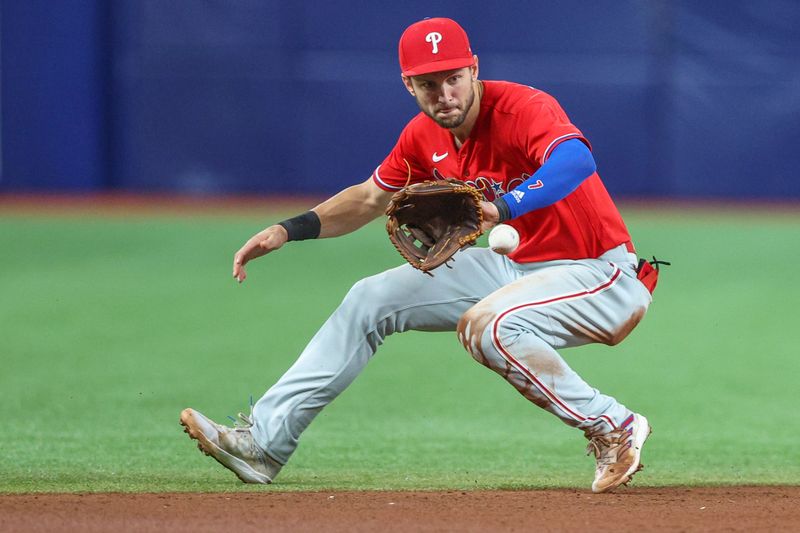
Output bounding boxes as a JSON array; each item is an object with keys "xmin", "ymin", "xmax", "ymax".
[{"xmin": 636, "ymin": 256, "xmax": 671, "ymax": 295}]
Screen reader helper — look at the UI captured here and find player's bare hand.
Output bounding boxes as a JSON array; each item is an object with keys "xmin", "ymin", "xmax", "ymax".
[
  {"xmin": 480, "ymin": 201, "xmax": 500, "ymax": 231},
  {"xmin": 232, "ymin": 225, "xmax": 289, "ymax": 283}
]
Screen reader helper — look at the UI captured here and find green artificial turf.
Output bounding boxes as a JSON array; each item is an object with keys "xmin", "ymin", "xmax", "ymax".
[{"xmin": 1, "ymin": 206, "xmax": 798, "ymax": 492}]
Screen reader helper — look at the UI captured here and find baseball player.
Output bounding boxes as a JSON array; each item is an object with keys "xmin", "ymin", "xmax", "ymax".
[{"xmin": 181, "ymin": 17, "xmax": 657, "ymax": 493}]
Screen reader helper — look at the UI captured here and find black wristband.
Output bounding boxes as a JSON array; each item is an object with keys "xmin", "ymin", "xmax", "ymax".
[
  {"xmin": 277, "ymin": 211, "xmax": 321, "ymax": 241},
  {"xmin": 492, "ymin": 197, "xmax": 512, "ymax": 223}
]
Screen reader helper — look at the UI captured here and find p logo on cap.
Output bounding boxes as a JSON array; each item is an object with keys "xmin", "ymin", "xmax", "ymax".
[
  {"xmin": 425, "ymin": 32, "xmax": 443, "ymax": 54},
  {"xmin": 399, "ymin": 18, "xmax": 474, "ymax": 76}
]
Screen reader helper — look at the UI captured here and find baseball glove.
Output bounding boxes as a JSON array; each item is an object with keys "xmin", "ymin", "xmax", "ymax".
[{"xmin": 386, "ymin": 179, "xmax": 484, "ymax": 274}]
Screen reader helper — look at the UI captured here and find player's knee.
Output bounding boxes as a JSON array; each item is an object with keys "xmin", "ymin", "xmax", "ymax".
[
  {"xmin": 342, "ymin": 271, "xmax": 408, "ymax": 308},
  {"xmin": 339, "ymin": 278, "xmax": 374, "ymax": 315},
  {"xmin": 457, "ymin": 304, "xmax": 498, "ymax": 364},
  {"xmin": 338, "ymin": 275, "xmax": 401, "ymax": 327}
]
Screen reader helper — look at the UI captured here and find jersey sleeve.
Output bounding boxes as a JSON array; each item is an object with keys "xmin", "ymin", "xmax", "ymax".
[
  {"xmin": 371, "ymin": 123, "xmax": 428, "ymax": 191},
  {"xmin": 517, "ymin": 93, "xmax": 592, "ymax": 165}
]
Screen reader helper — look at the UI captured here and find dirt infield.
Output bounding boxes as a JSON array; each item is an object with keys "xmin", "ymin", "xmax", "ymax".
[{"xmin": 2, "ymin": 487, "xmax": 798, "ymax": 532}]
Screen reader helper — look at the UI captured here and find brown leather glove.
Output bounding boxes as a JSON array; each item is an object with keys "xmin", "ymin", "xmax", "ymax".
[{"xmin": 386, "ymin": 179, "xmax": 484, "ymax": 274}]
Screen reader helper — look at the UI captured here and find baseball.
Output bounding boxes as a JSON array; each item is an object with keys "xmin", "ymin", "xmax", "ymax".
[{"xmin": 488, "ymin": 224, "xmax": 520, "ymax": 255}]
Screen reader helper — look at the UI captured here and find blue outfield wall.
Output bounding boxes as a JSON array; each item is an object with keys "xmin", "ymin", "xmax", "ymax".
[
  {"xmin": 1, "ymin": 1, "xmax": 799, "ymax": 199},
  {"xmin": 1, "ymin": 0, "xmax": 109, "ymax": 192}
]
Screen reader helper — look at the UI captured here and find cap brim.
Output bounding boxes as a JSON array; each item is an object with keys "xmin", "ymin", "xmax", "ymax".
[{"xmin": 402, "ymin": 57, "xmax": 475, "ymax": 76}]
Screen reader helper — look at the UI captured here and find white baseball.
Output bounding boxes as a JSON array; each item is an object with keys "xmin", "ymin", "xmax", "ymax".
[{"xmin": 488, "ymin": 224, "xmax": 519, "ymax": 255}]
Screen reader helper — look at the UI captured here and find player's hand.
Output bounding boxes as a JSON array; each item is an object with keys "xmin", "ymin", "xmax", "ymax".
[
  {"xmin": 232, "ymin": 225, "xmax": 289, "ymax": 283},
  {"xmin": 480, "ymin": 201, "xmax": 500, "ymax": 231}
]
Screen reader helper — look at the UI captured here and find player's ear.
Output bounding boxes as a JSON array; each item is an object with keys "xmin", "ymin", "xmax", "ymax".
[
  {"xmin": 401, "ymin": 75, "xmax": 415, "ymax": 95},
  {"xmin": 471, "ymin": 56, "xmax": 479, "ymax": 81}
]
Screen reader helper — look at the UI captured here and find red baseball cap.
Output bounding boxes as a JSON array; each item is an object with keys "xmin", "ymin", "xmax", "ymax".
[{"xmin": 399, "ymin": 18, "xmax": 474, "ymax": 76}]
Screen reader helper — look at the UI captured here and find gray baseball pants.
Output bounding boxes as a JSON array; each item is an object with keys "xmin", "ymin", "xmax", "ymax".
[{"xmin": 250, "ymin": 244, "xmax": 652, "ymax": 464}]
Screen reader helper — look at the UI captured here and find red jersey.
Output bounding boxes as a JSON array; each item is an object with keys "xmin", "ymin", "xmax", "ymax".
[{"xmin": 372, "ymin": 80, "xmax": 632, "ymax": 263}]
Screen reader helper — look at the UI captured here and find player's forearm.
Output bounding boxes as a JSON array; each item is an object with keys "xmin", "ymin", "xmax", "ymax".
[
  {"xmin": 492, "ymin": 139, "xmax": 596, "ymax": 221},
  {"xmin": 312, "ymin": 181, "xmax": 393, "ymax": 238}
]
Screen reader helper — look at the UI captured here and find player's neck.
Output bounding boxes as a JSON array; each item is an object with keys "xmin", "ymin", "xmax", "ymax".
[{"xmin": 450, "ymin": 80, "xmax": 484, "ymax": 149}]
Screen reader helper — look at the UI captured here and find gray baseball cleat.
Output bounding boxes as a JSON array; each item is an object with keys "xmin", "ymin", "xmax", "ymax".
[
  {"xmin": 586, "ymin": 413, "xmax": 651, "ymax": 493},
  {"xmin": 180, "ymin": 407, "xmax": 282, "ymax": 484}
]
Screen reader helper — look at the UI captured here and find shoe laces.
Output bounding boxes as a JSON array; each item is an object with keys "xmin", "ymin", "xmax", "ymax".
[
  {"xmin": 227, "ymin": 395, "xmax": 255, "ymax": 429},
  {"xmin": 586, "ymin": 430, "xmax": 627, "ymax": 467}
]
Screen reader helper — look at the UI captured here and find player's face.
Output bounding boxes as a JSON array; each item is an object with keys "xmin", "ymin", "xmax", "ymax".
[{"xmin": 405, "ymin": 66, "xmax": 477, "ymax": 129}]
